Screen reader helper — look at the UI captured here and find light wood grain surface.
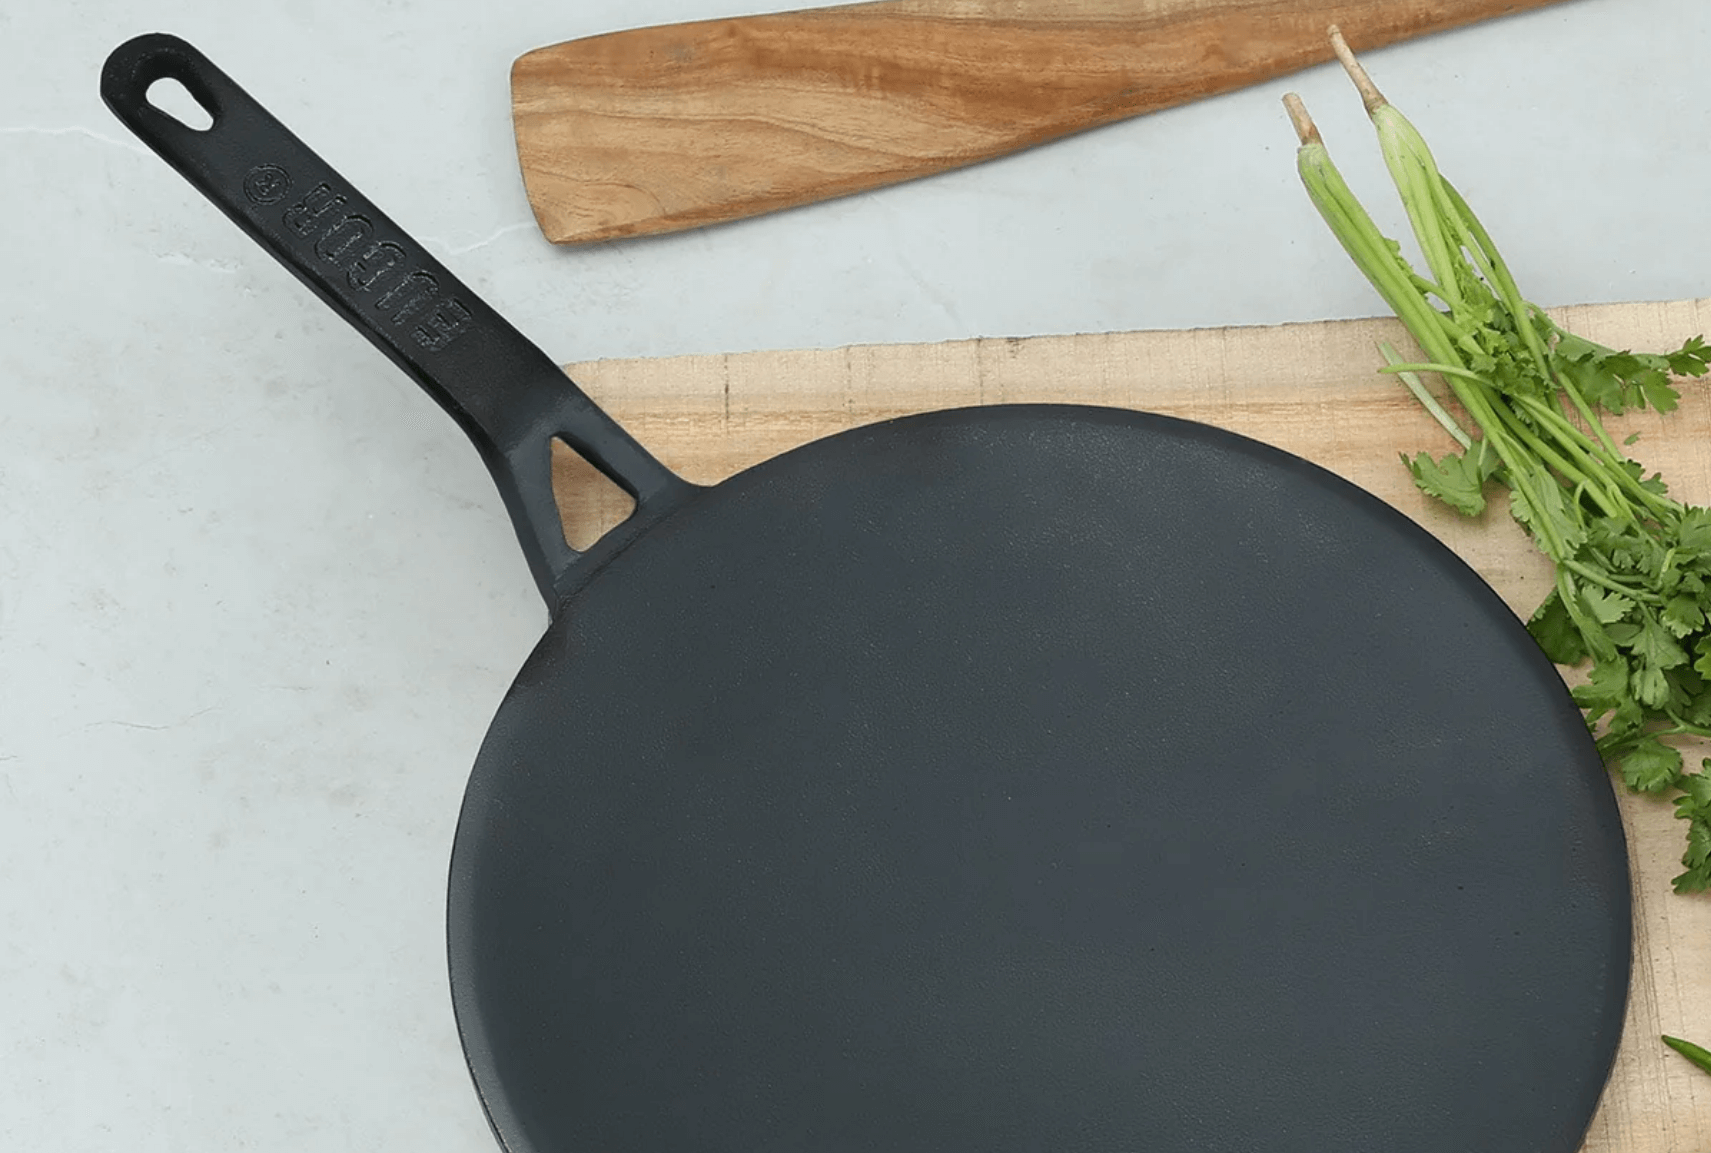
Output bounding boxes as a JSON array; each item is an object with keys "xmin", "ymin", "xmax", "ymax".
[
  {"xmin": 512, "ymin": 0, "xmax": 1570, "ymax": 243},
  {"xmin": 560, "ymin": 298, "xmax": 1711, "ymax": 1150}
]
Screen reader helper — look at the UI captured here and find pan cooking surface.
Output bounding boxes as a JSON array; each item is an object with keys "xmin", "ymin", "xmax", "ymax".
[{"xmin": 448, "ymin": 406, "xmax": 1628, "ymax": 1153}]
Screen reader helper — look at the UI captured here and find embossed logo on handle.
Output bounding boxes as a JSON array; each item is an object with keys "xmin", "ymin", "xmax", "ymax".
[
  {"xmin": 248, "ymin": 164, "xmax": 471, "ymax": 352},
  {"xmin": 242, "ymin": 164, "xmax": 291, "ymax": 205}
]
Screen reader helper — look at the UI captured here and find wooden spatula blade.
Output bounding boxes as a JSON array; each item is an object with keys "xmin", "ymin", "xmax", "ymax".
[{"xmin": 512, "ymin": 0, "xmax": 1569, "ymax": 245}]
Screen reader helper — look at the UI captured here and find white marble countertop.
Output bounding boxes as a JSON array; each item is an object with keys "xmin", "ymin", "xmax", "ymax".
[{"xmin": 3, "ymin": 1, "xmax": 1707, "ymax": 1148}]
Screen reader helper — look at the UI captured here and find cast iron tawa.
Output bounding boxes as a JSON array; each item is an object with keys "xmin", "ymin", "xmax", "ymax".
[
  {"xmin": 449, "ymin": 407, "xmax": 1630, "ymax": 1153},
  {"xmin": 99, "ymin": 34, "xmax": 1631, "ymax": 1153}
]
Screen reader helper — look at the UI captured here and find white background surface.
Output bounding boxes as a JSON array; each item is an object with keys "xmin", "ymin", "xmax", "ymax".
[{"xmin": 3, "ymin": 0, "xmax": 1707, "ymax": 1148}]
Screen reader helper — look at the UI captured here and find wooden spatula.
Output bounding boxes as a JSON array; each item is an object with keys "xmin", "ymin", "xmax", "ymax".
[{"xmin": 512, "ymin": 0, "xmax": 1570, "ymax": 244}]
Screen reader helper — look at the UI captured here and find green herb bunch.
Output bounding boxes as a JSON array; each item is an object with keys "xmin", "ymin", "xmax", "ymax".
[{"xmin": 1285, "ymin": 29, "xmax": 1711, "ymax": 893}]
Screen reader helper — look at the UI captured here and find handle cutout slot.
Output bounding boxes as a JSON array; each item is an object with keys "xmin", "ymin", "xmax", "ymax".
[
  {"xmin": 551, "ymin": 438, "xmax": 638, "ymax": 551},
  {"xmin": 146, "ymin": 76, "xmax": 214, "ymax": 131}
]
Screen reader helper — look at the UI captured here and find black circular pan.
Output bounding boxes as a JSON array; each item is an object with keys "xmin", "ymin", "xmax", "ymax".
[{"xmin": 448, "ymin": 405, "xmax": 1630, "ymax": 1153}]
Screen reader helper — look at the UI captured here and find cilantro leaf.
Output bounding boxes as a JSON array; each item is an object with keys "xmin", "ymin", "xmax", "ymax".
[
  {"xmin": 1679, "ymin": 508, "xmax": 1711, "ymax": 554},
  {"xmin": 1640, "ymin": 369, "xmax": 1681, "ymax": 414},
  {"xmin": 1632, "ymin": 664, "xmax": 1672, "ymax": 709},
  {"xmin": 1556, "ymin": 333, "xmax": 1629, "ymax": 413},
  {"xmin": 1676, "ymin": 827, "xmax": 1711, "ymax": 894},
  {"xmin": 1619, "ymin": 738, "xmax": 1683, "ymax": 794},
  {"xmin": 1634, "ymin": 615, "xmax": 1689, "ymax": 671},
  {"xmin": 1572, "ymin": 656, "xmax": 1630, "ymax": 722},
  {"xmin": 1667, "ymin": 335, "xmax": 1711, "ymax": 379},
  {"xmin": 1552, "ymin": 330, "xmax": 1602, "ymax": 363},
  {"xmin": 1605, "ymin": 621, "xmax": 1641, "ymax": 647},
  {"xmin": 1528, "ymin": 591, "xmax": 1588, "ymax": 665},
  {"xmin": 1403, "ymin": 448, "xmax": 1492, "ymax": 517},
  {"xmin": 1673, "ymin": 766, "xmax": 1711, "ymax": 894},
  {"xmin": 1554, "ymin": 334, "xmax": 1696, "ymax": 415},
  {"xmin": 1580, "ymin": 587, "xmax": 1636, "ymax": 625},
  {"xmin": 1683, "ymin": 678, "xmax": 1711, "ymax": 728},
  {"xmin": 1611, "ymin": 698, "xmax": 1647, "ymax": 737},
  {"xmin": 1663, "ymin": 595, "xmax": 1706, "ymax": 638},
  {"xmin": 1616, "ymin": 459, "xmax": 1671, "ymax": 501},
  {"xmin": 1509, "ymin": 479, "xmax": 1585, "ymax": 554},
  {"xmin": 1665, "ymin": 667, "xmax": 1704, "ymax": 716},
  {"xmin": 1679, "ymin": 765, "xmax": 1711, "ymax": 809}
]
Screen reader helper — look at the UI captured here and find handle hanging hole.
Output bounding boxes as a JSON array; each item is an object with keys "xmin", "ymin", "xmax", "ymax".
[
  {"xmin": 145, "ymin": 76, "xmax": 214, "ymax": 130},
  {"xmin": 551, "ymin": 438, "xmax": 638, "ymax": 551}
]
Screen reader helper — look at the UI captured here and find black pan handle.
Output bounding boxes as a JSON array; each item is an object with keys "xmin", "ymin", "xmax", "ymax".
[{"xmin": 100, "ymin": 33, "xmax": 691, "ymax": 611}]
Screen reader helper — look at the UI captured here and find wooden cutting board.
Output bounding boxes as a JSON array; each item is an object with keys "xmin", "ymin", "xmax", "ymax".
[{"xmin": 558, "ymin": 298, "xmax": 1711, "ymax": 1150}]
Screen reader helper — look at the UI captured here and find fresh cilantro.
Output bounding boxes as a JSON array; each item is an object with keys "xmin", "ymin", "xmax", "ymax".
[
  {"xmin": 1664, "ymin": 596, "xmax": 1706, "ymax": 638},
  {"xmin": 1666, "ymin": 767, "xmax": 1711, "ymax": 893},
  {"xmin": 1403, "ymin": 448, "xmax": 1493, "ymax": 516},
  {"xmin": 1529, "ymin": 592, "xmax": 1587, "ymax": 665},
  {"xmin": 1289, "ymin": 37, "xmax": 1711, "ymax": 897},
  {"xmin": 1581, "ymin": 587, "xmax": 1636, "ymax": 625},
  {"xmin": 1621, "ymin": 738, "xmax": 1684, "ymax": 794},
  {"xmin": 1669, "ymin": 336, "xmax": 1711, "ymax": 379},
  {"xmin": 1681, "ymin": 509, "xmax": 1711, "ymax": 553},
  {"xmin": 1571, "ymin": 655, "xmax": 1629, "ymax": 720},
  {"xmin": 1634, "ymin": 616, "xmax": 1689, "ymax": 672}
]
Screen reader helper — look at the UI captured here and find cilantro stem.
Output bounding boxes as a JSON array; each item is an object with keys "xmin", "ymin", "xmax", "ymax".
[
  {"xmin": 1554, "ymin": 569, "xmax": 1609, "ymax": 657},
  {"xmin": 1445, "ymin": 198, "xmax": 1654, "ymax": 501},
  {"xmin": 1599, "ymin": 724, "xmax": 1711, "ymax": 761},
  {"xmin": 1288, "ymin": 115, "xmax": 1571, "ymax": 557},
  {"xmin": 1439, "ymin": 181, "xmax": 1555, "ymax": 381},
  {"xmin": 1663, "ymin": 719, "xmax": 1711, "ymax": 741},
  {"xmin": 1379, "ymin": 361, "xmax": 1494, "ymax": 386},
  {"xmin": 1377, "ymin": 365, "xmax": 1613, "ymax": 513},
  {"xmin": 1329, "ymin": 29, "xmax": 1466, "ymax": 312},
  {"xmin": 1562, "ymin": 560, "xmax": 1663, "ymax": 604},
  {"xmin": 1436, "ymin": 379, "xmax": 1575, "ymax": 556},
  {"xmin": 1506, "ymin": 398, "xmax": 1631, "ymax": 517},
  {"xmin": 1302, "ymin": 160, "xmax": 1460, "ymax": 359},
  {"xmin": 1539, "ymin": 340, "xmax": 1630, "ymax": 462},
  {"xmin": 1662, "ymin": 1036, "xmax": 1711, "ymax": 1077},
  {"xmin": 1288, "ymin": 104, "xmax": 1465, "ymax": 369},
  {"xmin": 1379, "ymin": 343, "xmax": 1473, "ymax": 449},
  {"xmin": 1513, "ymin": 395, "xmax": 1677, "ymax": 521},
  {"xmin": 1328, "ymin": 27, "xmax": 1386, "ymax": 115}
]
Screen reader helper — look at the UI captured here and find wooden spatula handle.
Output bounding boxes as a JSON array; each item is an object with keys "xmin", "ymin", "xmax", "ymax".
[{"xmin": 512, "ymin": 0, "xmax": 1569, "ymax": 244}]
